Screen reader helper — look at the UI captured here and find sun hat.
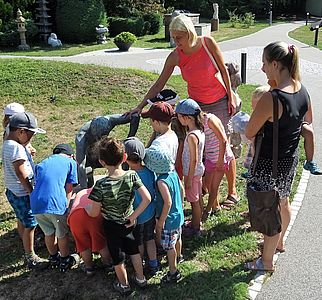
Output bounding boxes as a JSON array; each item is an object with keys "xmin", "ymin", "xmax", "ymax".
[
  {"xmin": 9, "ymin": 112, "xmax": 46, "ymax": 134},
  {"xmin": 175, "ymin": 98, "xmax": 201, "ymax": 115},
  {"xmin": 141, "ymin": 102, "xmax": 174, "ymax": 123},
  {"xmin": 3, "ymin": 102, "xmax": 25, "ymax": 116},
  {"xmin": 144, "ymin": 144, "xmax": 174, "ymax": 174},
  {"xmin": 147, "ymin": 89, "xmax": 180, "ymax": 106},
  {"xmin": 231, "ymin": 111, "xmax": 250, "ymax": 134},
  {"xmin": 53, "ymin": 143, "xmax": 74, "ymax": 156},
  {"xmin": 124, "ymin": 137, "xmax": 145, "ymax": 160}
]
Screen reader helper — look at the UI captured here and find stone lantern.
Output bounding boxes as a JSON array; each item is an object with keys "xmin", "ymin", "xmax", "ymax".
[{"xmin": 16, "ymin": 9, "xmax": 30, "ymax": 50}]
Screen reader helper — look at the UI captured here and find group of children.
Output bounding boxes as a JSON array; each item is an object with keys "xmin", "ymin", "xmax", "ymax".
[{"xmin": 2, "ymin": 78, "xmax": 321, "ymax": 295}]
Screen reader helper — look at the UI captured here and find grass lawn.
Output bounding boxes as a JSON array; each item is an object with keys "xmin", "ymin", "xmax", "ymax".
[
  {"xmin": 0, "ymin": 59, "xmax": 305, "ymax": 299},
  {"xmin": 0, "ymin": 21, "xmax": 269, "ymax": 57},
  {"xmin": 289, "ymin": 24, "xmax": 322, "ymax": 50}
]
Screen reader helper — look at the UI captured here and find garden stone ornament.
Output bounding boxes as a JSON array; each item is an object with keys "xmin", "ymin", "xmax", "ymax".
[{"xmin": 48, "ymin": 33, "xmax": 62, "ymax": 47}]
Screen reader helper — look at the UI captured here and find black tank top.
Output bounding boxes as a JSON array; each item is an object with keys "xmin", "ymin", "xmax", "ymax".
[{"xmin": 259, "ymin": 85, "xmax": 310, "ymax": 159}]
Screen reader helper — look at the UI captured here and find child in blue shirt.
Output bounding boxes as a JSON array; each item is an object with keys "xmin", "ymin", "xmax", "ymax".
[
  {"xmin": 144, "ymin": 144, "xmax": 184, "ymax": 284},
  {"xmin": 30, "ymin": 143, "xmax": 78, "ymax": 271},
  {"xmin": 123, "ymin": 137, "xmax": 159, "ymax": 276}
]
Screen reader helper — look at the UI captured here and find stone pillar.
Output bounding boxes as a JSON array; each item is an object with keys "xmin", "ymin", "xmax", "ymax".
[
  {"xmin": 169, "ymin": 10, "xmax": 182, "ymax": 48},
  {"xmin": 211, "ymin": 3, "xmax": 219, "ymax": 31},
  {"xmin": 16, "ymin": 9, "xmax": 30, "ymax": 50}
]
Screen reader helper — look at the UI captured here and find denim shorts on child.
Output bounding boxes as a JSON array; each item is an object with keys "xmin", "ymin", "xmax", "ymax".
[
  {"xmin": 68, "ymin": 208, "xmax": 107, "ymax": 253},
  {"xmin": 103, "ymin": 219, "xmax": 140, "ymax": 266},
  {"xmin": 133, "ymin": 216, "xmax": 156, "ymax": 246},
  {"xmin": 5, "ymin": 189, "xmax": 37, "ymax": 228},
  {"xmin": 204, "ymin": 158, "xmax": 230, "ymax": 173},
  {"xmin": 161, "ymin": 227, "xmax": 182, "ymax": 251},
  {"xmin": 35, "ymin": 213, "xmax": 69, "ymax": 239},
  {"xmin": 184, "ymin": 175, "xmax": 202, "ymax": 202}
]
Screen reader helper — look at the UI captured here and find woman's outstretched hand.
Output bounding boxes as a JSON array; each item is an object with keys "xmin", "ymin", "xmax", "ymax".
[{"xmin": 124, "ymin": 106, "xmax": 142, "ymax": 117}]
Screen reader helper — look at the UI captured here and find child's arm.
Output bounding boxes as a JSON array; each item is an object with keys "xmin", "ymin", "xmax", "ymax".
[
  {"xmin": 156, "ymin": 180, "xmax": 172, "ymax": 232},
  {"xmin": 13, "ymin": 160, "xmax": 33, "ymax": 194},
  {"xmin": 126, "ymin": 185, "xmax": 151, "ymax": 227},
  {"xmin": 186, "ymin": 133, "xmax": 199, "ymax": 189},
  {"xmin": 65, "ymin": 183, "xmax": 74, "ymax": 207},
  {"xmin": 208, "ymin": 115, "xmax": 227, "ymax": 170}
]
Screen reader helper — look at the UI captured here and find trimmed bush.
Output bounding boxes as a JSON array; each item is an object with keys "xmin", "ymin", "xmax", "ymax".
[
  {"xmin": 143, "ymin": 12, "xmax": 162, "ymax": 34},
  {"xmin": 55, "ymin": 0, "xmax": 107, "ymax": 43},
  {"xmin": 114, "ymin": 31, "xmax": 137, "ymax": 43},
  {"xmin": 108, "ymin": 17, "xmax": 146, "ymax": 37}
]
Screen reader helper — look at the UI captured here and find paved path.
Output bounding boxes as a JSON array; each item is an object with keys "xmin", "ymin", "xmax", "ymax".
[{"xmin": 1, "ymin": 21, "xmax": 322, "ymax": 299}]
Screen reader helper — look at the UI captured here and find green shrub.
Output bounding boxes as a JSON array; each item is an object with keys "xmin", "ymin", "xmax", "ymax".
[
  {"xmin": 143, "ymin": 12, "xmax": 162, "ymax": 34},
  {"xmin": 55, "ymin": 0, "xmax": 107, "ymax": 43},
  {"xmin": 242, "ymin": 12, "xmax": 255, "ymax": 28},
  {"xmin": 114, "ymin": 31, "xmax": 137, "ymax": 43},
  {"xmin": 227, "ymin": 9, "xmax": 241, "ymax": 28},
  {"xmin": 108, "ymin": 17, "xmax": 146, "ymax": 37}
]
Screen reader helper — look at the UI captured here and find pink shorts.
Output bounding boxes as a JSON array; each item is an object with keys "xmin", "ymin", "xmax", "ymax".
[
  {"xmin": 204, "ymin": 159, "xmax": 230, "ymax": 173},
  {"xmin": 184, "ymin": 175, "xmax": 202, "ymax": 202}
]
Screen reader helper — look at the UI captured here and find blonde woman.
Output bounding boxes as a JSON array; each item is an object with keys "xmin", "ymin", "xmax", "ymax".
[
  {"xmin": 245, "ymin": 42, "xmax": 312, "ymax": 272},
  {"xmin": 129, "ymin": 14, "xmax": 239, "ymax": 207}
]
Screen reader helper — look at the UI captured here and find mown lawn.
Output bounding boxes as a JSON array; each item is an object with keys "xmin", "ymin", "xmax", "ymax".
[
  {"xmin": 0, "ymin": 21, "xmax": 269, "ymax": 57},
  {"xmin": 0, "ymin": 59, "xmax": 305, "ymax": 299},
  {"xmin": 289, "ymin": 24, "xmax": 322, "ymax": 50}
]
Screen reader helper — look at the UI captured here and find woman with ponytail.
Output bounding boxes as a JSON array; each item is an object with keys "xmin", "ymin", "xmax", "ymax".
[{"xmin": 244, "ymin": 41, "xmax": 313, "ymax": 272}]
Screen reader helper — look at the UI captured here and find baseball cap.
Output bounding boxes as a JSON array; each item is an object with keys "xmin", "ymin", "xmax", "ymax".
[
  {"xmin": 9, "ymin": 112, "xmax": 46, "ymax": 134},
  {"xmin": 53, "ymin": 143, "xmax": 74, "ymax": 155},
  {"xmin": 141, "ymin": 102, "xmax": 174, "ymax": 123},
  {"xmin": 144, "ymin": 144, "xmax": 174, "ymax": 174},
  {"xmin": 147, "ymin": 89, "xmax": 179, "ymax": 106},
  {"xmin": 175, "ymin": 98, "xmax": 201, "ymax": 116},
  {"xmin": 124, "ymin": 137, "xmax": 145, "ymax": 160},
  {"xmin": 3, "ymin": 102, "xmax": 25, "ymax": 116}
]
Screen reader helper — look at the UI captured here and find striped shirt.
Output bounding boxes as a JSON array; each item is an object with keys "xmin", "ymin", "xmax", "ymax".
[
  {"xmin": 204, "ymin": 113, "xmax": 234, "ymax": 163},
  {"xmin": 89, "ymin": 170, "xmax": 143, "ymax": 225},
  {"xmin": 2, "ymin": 140, "xmax": 34, "ymax": 196}
]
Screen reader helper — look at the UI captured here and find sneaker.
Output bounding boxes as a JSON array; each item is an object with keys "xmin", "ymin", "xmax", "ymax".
[
  {"xmin": 81, "ymin": 265, "xmax": 95, "ymax": 277},
  {"xmin": 131, "ymin": 275, "xmax": 147, "ymax": 288},
  {"xmin": 113, "ymin": 281, "xmax": 132, "ymax": 296},
  {"xmin": 149, "ymin": 263, "xmax": 161, "ymax": 276},
  {"xmin": 177, "ymin": 254, "xmax": 184, "ymax": 264},
  {"xmin": 59, "ymin": 254, "xmax": 79, "ymax": 273},
  {"xmin": 161, "ymin": 270, "xmax": 182, "ymax": 283},
  {"xmin": 25, "ymin": 254, "xmax": 49, "ymax": 270},
  {"xmin": 48, "ymin": 253, "xmax": 61, "ymax": 269},
  {"xmin": 102, "ymin": 262, "xmax": 114, "ymax": 273},
  {"xmin": 304, "ymin": 161, "xmax": 322, "ymax": 175}
]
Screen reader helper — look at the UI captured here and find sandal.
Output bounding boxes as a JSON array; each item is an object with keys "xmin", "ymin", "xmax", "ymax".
[
  {"xmin": 221, "ymin": 195, "xmax": 240, "ymax": 209},
  {"xmin": 244, "ymin": 257, "xmax": 274, "ymax": 273},
  {"xmin": 202, "ymin": 210, "xmax": 212, "ymax": 222}
]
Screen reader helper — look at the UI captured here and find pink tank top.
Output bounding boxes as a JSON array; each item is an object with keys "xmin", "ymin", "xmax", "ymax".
[{"xmin": 177, "ymin": 38, "xmax": 226, "ymax": 104}]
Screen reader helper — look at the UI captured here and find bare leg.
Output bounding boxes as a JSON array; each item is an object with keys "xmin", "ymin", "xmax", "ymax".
[
  {"xmin": 138, "ymin": 244, "xmax": 144, "ymax": 259},
  {"xmin": 81, "ymin": 249, "xmax": 93, "ymax": 269},
  {"xmin": 98, "ymin": 245, "xmax": 112, "ymax": 264},
  {"xmin": 277, "ymin": 198, "xmax": 291, "ymax": 250},
  {"xmin": 58, "ymin": 236, "xmax": 70, "ymax": 257},
  {"xmin": 167, "ymin": 248, "xmax": 177, "ymax": 274},
  {"xmin": 17, "ymin": 220, "xmax": 24, "ymax": 239},
  {"xmin": 262, "ymin": 233, "xmax": 280, "ymax": 270},
  {"xmin": 23, "ymin": 227, "xmax": 35, "ymax": 253},
  {"xmin": 114, "ymin": 263, "xmax": 128, "ymax": 285},
  {"xmin": 146, "ymin": 239, "xmax": 157, "ymax": 261},
  {"xmin": 225, "ymin": 158, "xmax": 238, "ymax": 197},
  {"xmin": 175, "ymin": 237, "xmax": 182, "ymax": 259},
  {"xmin": 130, "ymin": 253, "xmax": 145, "ymax": 280},
  {"xmin": 44, "ymin": 233, "xmax": 58, "ymax": 255},
  {"xmin": 191, "ymin": 201, "xmax": 201, "ymax": 230},
  {"xmin": 301, "ymin": 123, "xmax": 314, "ymax": 162}
]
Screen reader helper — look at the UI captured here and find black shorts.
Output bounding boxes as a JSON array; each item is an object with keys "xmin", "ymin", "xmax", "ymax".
[
  {"xmin": 103, "ymin": 219, "xmax": 139, "ymax": 266},
  {"xmin": 133, "ymin": 216, "xmax": 156, "ymax": 246}
]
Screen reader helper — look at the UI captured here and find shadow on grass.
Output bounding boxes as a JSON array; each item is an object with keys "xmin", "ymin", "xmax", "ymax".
[{"xmin": 150, "ymin": 264, "xmax": 253, "ymax": 299}]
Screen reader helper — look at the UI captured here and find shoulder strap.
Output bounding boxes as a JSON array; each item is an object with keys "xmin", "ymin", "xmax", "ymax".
[{"xmin": 252, "ymin": 90, "xmax": 279, "ymax": 179}]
